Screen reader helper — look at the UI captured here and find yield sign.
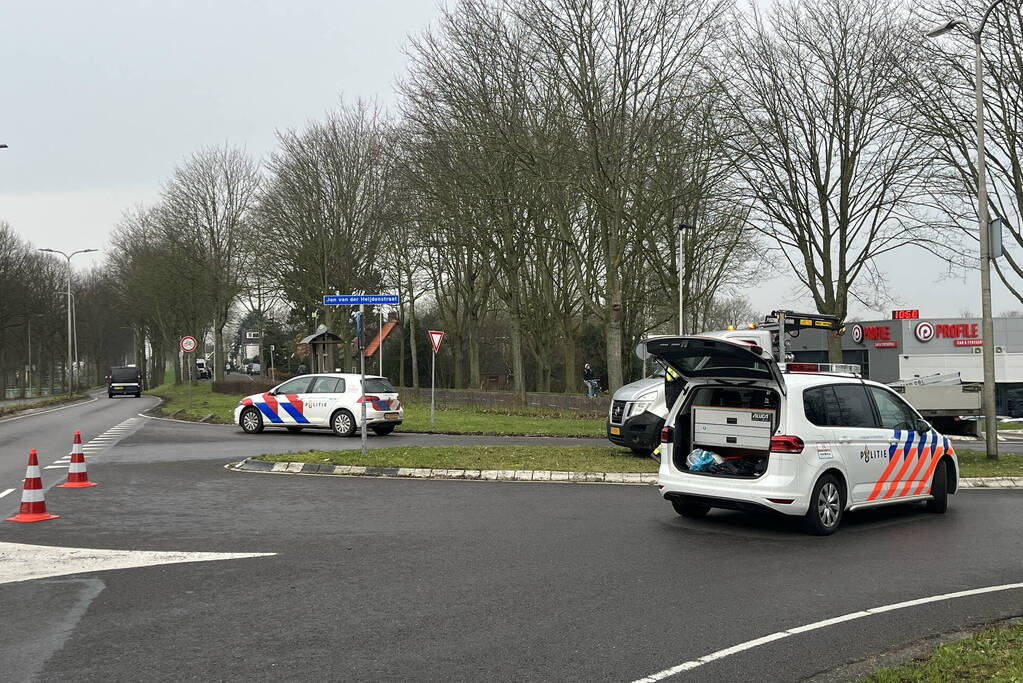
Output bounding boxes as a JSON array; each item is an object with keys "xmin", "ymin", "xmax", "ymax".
[{"xmin": 428, "ymin": 330, "xmax": 445, "ymax": 353}]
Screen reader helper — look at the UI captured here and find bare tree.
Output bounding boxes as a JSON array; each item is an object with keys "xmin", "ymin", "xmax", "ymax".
[
  {"xmin": 722, "ymin": 0, "xmax": 958, "ymax": 360},
  {"xmin": 914, "ymin": 0, "xmax": 1023, "ymax": 301},
  {"xmin": 160, "ymin": 146, "xmax": 261, "ymax": 381},
  {"xmin": 258, "ymin": 101, "xmax": 395, "ymax": 370}
]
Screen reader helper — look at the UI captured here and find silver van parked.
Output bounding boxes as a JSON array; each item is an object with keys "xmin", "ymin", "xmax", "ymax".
[{"xmin": 606, "ymin": 370, "xmax": 667, "ymax": 457}]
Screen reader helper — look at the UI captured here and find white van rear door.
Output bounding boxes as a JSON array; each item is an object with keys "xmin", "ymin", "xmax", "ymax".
[{"xmin": 636, "ymin": 335, "xmax": 786, "ymax": 396}]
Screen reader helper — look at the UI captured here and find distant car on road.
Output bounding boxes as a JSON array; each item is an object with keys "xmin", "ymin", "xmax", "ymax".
[
  {"xmin": 108, "ymin": 366, "xmax": 142, "ymax": 398},
  {"xmin": 246, "ymin": 362, "xmax": 261, "ymax": 375},
  {"xmin": 235, "ymin": 373, "xmax": 403, "ymax": 437},
  {"xmin": 195, "ymin": 358, "xmax": 212, "ymax": 380}
]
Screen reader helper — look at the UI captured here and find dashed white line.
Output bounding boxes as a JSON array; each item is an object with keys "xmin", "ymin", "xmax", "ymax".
[
  {"xmin": 0, "ymin": 488, "xmax": 15, "ymax": 499},
  {"xmin": 632, "ymin": 582, "xmax": 1023, "ymax": 682},
  {"xmin": 43, "ymin": 465, "xmax": 69, "ymax": 469}
]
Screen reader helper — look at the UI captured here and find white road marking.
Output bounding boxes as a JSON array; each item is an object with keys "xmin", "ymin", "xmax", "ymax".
[
  {"xmin": 632, "ymin": 582, "xmax": 1023, "ymax": 682},
  {"xmin": 0, "ymin": 488, "xmax": 15, "ymax": 498},
  {"xmin": 0, "ymin": 541, "xmax": 277, "ymax": 585},
  {"xmin": 137, "ymin": 412, "xmax": 233, "ymax": 427}
]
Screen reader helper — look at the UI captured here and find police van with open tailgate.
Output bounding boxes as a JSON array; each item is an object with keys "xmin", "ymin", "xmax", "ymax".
[{"xmin": 638, "ymin": 312, "xmax": 959, "ymax": 535}]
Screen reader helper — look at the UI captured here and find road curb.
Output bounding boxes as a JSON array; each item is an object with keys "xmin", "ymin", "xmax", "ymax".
[
  {"xmin": 960, "ymin": 476, "xmax": 1023, "ymax": 489},
  {"xmin": 229, "ymin": 458, "xmax": 658, "ymax": 485},
  {"xmin": 228, "ymin": 459, "xmax": 1021, "ymax": 489}
]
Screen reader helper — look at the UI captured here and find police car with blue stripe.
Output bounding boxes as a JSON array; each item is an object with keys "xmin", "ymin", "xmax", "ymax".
[{"xmin": 235, "ymin": 373, "xmax": 403, "ymax": 437}]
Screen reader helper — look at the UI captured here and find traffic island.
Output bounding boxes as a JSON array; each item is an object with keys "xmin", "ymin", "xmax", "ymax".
[
  {"xmin": 231, "ymin": 444, "xmax": 658, "ymax": 484},
  {"xmin": 231, "ymin": 457, "xmax": 658, "ymax": 485}
]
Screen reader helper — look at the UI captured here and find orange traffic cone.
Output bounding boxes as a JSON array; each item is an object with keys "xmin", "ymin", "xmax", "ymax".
[
  {"xmin": 58, "ymin": 430, "xmax": 97, "ymax": 488},
  {"xmin": 5, "ymin": 449, "xmax": 60, "ymax": 523}
]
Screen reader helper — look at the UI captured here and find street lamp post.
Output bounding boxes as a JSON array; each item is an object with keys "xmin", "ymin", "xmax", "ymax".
[
  {"xmin": 677, "ymin": 223, "xmax": 696, "ymax": 335},
  {"xmin": 926, "ymin": 0, "xmax": 1010, "ymax": 460},
  {"xmin": 932, "ymin": 1, "xmax": 1010, "ymax": 458},
  {"xmin": 38, "ymin": 248, "xmax": 97, "ymax": 395}
]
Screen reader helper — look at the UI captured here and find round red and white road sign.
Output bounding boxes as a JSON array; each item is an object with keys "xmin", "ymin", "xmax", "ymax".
[
  {"xmin": 179, "ymin": 336, "xmax": 198, "ymax": 353},
  {"xmin": 914, "ymin": 321, "xmax": 934, "ymax": 343}
]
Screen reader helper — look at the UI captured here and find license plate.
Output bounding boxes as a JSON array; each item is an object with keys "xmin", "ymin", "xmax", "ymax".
[
  {"xmin": 385, "ymin": 412, "xmax": 399, "ymax": 419},
  {"xmin": 610, "ymin": 426, "xmax": 621, "ymax": 435},
  {"xmin": 113, "ymin": 385, "xmax": 124, "ymax": 390}
]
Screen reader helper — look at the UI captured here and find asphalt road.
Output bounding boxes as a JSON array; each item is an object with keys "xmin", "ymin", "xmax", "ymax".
[{"xmin": 1, "ymin": 399, "xmax": 1021, "ymax": 682}]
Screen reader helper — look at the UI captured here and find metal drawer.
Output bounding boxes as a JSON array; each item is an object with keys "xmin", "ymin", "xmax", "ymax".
[
  {"xmin": 692, "ymin": 406, "xmax": 775, "ymax": 429},
  {"xmin": 692, "ymin": 431, "xmax": 771, "ymax": 450}
]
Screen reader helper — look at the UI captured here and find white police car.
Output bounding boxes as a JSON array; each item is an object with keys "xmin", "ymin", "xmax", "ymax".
[
  {"xmin": 234, "ymin": 373, "xmax": 403, "ymax": 437},
  {"xmin": 640, "ymin": 335, "xmax": 959, "ymax": 535}
]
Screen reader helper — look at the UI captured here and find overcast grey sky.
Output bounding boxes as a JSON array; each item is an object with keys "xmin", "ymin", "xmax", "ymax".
[{"xmin": 0, "ymin": 0, "xmax": 1014, "ymax": 321}]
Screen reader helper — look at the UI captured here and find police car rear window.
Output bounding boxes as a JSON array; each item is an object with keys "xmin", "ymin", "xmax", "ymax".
[
  {"xmin": 676, "ymin": 353, "xmax": 770, "ymax": 379},
  {"xmin": 803, "ymin": 385, "xmax": 877, "ymax": 428},
  {"xmin": 364, "ymin": 378, "xmax": 396, "ymax": 393}
]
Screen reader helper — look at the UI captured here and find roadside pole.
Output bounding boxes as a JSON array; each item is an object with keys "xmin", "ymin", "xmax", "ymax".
[
  {"xmin": 323, "ymin": 295, "xmax": 400, "ymax": 458},
  {"xmin": 428, "ymin": 330, "xmax": 445, "ymax": 428},
  {"xmin": 359, "ymin": 304, "xmax": 367, "ymax": 457},
  {"xmin": 180, "ymin": 336, "xmax": 198, "ymax": 412}
]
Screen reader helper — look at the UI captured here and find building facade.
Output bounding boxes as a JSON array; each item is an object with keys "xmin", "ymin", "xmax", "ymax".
[{"xmin": 788, "ymin": 316, "xmax": 1023, "ymax": 416}]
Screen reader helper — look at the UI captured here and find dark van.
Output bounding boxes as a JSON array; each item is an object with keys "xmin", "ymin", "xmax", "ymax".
[{"xmin": 108, "ymin": 366, "xmax": 142, "ymax": 398}]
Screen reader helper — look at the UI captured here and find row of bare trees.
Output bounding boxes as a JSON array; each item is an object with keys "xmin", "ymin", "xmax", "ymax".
[{"xmin": 3, "ymin": 0, "xmax": 1019, "ymax": 394}]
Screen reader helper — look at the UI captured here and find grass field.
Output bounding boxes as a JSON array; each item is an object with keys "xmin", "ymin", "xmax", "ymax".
[
  {"xmin": 861, "ymin": 621, "xmax": 1023, "ymax": 682},
  {"xmin": 954, "ymin": 450, "xmax": 1023, "ymax": 478},
  {"xmin": 0, "ymin": 393, "xmax": 89, "ymax": 418},
  {"xmin": 147, "ymin": 382, "xmax": 606, "ymax": 436},
  {"xmin": 254, "ymin": 444, "xmax": 657, "ymax": 473}
]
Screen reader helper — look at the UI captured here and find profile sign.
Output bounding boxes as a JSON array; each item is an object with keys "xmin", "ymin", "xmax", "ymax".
[
  {"xmin": 323, "ymin": 293, "xmax": 401, "ymax": 455},
  {"xmin": 428, "ymin": 330, "xmax": 445, "ymax": 427}
]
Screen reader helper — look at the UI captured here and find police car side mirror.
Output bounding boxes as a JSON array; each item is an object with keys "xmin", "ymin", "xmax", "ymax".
[{"xmin": 915, "ymin": 419, "xmax": 931, "ymax": 434}]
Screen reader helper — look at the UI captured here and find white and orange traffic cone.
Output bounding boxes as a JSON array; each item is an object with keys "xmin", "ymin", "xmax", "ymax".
[
  {"xmin": 58, "ymin": 430, "xmax": 97, "ymax": 489},
  {"xmin": 5, "ymin": 449, "xmax": 60, "ymax": 523}
]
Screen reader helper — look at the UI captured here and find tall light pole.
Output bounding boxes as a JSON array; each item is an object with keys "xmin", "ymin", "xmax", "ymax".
[
  {"xmin": 677, "ymin": 223, "xmax": 695, "ymax": 335},
  {"xmin": 38, "ymin": 247, "xmax": 97, "ymax": 395},
  {"xmin": 926, "ymin": 0, "xmax": 1010, "ymax": 460}
]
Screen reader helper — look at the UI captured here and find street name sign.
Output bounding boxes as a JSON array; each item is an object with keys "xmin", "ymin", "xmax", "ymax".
[{"xmin": 323, "ymin": 294, "xmax": 399, "ymax": 306}]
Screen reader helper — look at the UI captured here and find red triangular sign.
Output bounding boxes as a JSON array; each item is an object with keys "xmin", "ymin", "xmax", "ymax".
[{"xmin": 428, "ymin": 330, "xmax": 445, "ymax": 353}]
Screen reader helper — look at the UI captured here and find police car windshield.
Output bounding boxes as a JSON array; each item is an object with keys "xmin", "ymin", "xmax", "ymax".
[{"xmin": 363, "ymin": 378, "xmax": 396, "ymax": 393}]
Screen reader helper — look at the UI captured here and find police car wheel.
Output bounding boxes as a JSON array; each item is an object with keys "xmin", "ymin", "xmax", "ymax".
[
  {"xmin": 240, "ymin": 408, "xmax": 264, "ymax": 434},
  {"xmin": 372, "ymin": 425, "xmax": 395, "ymax": 436},
  {"xmin": 802, "ymin": 473, "xmax": 843, "ymax": 536},
  {"xmin": 671, "ymin": 500, "xmax": 710, "ymax": 518},
  {"xmin": 331, "ymin": 409, "xmax": 356, "ymax": 437},
  {"xmin": 925, "ymin": 459, "xmax": 949, "ymax": 513}
]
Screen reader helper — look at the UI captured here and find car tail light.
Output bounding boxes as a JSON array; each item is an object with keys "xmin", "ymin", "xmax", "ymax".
[
  {"xmin": 660, "ymin": 427, "xmax": 674, "ymax": 443},
  {"xmin": 770, "ymin": 435, "xmax": 804, "ymax": 453},
  {"xmin": 357, "ymin": 395, "xmax": 381, "ymax": 403}
]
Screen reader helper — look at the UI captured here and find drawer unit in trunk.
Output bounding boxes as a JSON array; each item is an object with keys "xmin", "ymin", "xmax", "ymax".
[{"xmin": 692, "ymin": 406, "xmax": 774, "ymax": 450}]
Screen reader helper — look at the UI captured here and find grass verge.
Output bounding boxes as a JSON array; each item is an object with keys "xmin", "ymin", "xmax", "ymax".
[
  {"xmin": 147, "ymin": 382, "xmax": 605, "ymax": 436},
  {"xmin": 0, "ymin": 393, "xmax": 89, "ymax": 418},
  {"xmin": 955, "ymin": 450, "xmax": 1023, "ymax": 478},
  {"xmin": 861, "ymin": 621, "xmax": 1023, "ymax": 682},
  {"xmin": 147, "ymin": 382, "xmax": 238, "ymax": 423},
  {"xmin": 253, "ymin": 445, "xmax": 657, "ymax": 473}
]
